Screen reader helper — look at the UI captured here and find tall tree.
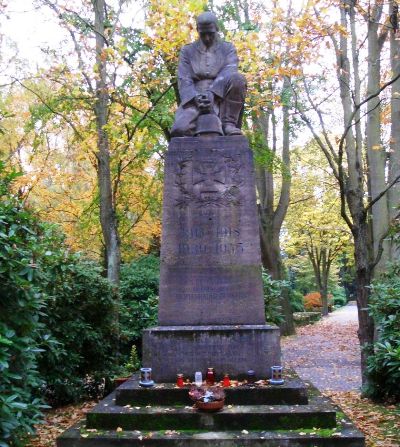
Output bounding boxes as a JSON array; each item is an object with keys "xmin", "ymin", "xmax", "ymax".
[
  {"xmin": 218, "ymin": 0, "xmax": 309, "ymax": 334},
  {"xmin": 388, "ymin": 0, "xmax": 400, "ymax": 261},
  {"xmin": 31, "ymin": 0, "xmax": 167, "ymax": 278},
  {"xmin": 93, "ymin": 0, "xmax": 120, "ymax": 284},
  {"xmin": 364, "ymin": 2, "xmax": 390, "ymax": 273}
]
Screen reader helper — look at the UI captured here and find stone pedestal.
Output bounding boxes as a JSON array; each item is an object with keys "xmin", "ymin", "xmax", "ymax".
[
  {"xmin": 158, "ymin": 136, "xmax": 265, "ymax": 325},
  {"xmin": 143, "ymin": 325, "xmax": 280, "ymax": 382},
  {"xmin": 144, "ymin": 136, "xmax": 280, "ymax": 381}
]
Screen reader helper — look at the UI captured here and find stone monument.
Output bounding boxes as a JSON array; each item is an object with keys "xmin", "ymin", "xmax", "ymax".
[
  {"xmin": 143, "ymin": 12, "xmax": 280, "ymax": 381},
  {"xmin": 57, "ymin": 13, "xmax": 365, "ymax": 446}
]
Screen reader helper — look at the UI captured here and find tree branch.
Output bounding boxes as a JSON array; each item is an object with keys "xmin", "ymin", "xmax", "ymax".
[
  {"xmin": 370, "ymin": 209, "xmax": 400, "ymax": 270},
  {"xmin": 15, "ymin": 78, "xmax": 84, "ymax": 141},
  {"xmin": 366, "ymin": 171, "xmax": 400, "ymax": 211}
]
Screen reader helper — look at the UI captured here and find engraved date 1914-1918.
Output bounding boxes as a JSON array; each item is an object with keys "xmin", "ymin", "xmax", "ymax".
[{"xmin": 179, "ymin": 226, "xmax": 240, "ymax": 240}]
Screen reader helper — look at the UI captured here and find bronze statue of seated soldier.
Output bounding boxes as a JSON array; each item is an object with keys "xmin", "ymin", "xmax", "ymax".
[{"xmin": 171, "ymin": 12, "xmax": 247, "ymax": 137}]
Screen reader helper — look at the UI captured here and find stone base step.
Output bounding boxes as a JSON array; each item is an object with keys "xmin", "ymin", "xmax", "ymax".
[
  {"xmin": 56, "ymin": 372, "xmax": 365, "ymax": 447},
  {"xmin": 87, "ymin": 392, "xmax": 336, "ymax": 431},
  {"xmin": 58, "ymin": 423, "xmax": 365, "ymax": 447},
  {"xmin": 115, "ymin": 374, "xmax": 308, "ymax": 406}
]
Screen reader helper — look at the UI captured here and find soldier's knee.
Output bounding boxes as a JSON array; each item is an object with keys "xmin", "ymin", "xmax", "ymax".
[
  {"xmin": 171, "ymin": 122, "xmax": 188, "ymax": 137},
  {"xmin": 171, "ymin": 117, "xmax": 195, "ymax": 137},
  {"xmin": 229, "ymin": 72, "xmax": 246, "ymax": 88}
]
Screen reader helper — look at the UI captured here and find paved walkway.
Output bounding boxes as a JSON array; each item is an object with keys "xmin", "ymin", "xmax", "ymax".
[{"xmin": 281, "ymin": 302, "xmax": 362, "ymax": 391}]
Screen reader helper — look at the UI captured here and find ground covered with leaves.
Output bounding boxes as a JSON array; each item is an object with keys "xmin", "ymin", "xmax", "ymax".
[
  {"xmin": 28, "ymin": 402, "xmax": 96, "ymax": 447},
  {"xmin": 325, "ymin": 391, "xmax": 400, "ymax": 447},
  {"xmin": 282, "ymin": 303, "xmax": 362, "ymax": 391}
]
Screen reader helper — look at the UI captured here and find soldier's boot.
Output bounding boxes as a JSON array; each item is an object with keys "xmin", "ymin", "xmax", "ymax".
[{"xmin": 221, "ymin": 98, "xmax": 243, "ymax": 136}]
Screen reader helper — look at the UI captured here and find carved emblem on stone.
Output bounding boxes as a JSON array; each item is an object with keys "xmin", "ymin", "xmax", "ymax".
[{"xmin": 174, "ymin": 151, "xmax": 243, "ymax": 208}]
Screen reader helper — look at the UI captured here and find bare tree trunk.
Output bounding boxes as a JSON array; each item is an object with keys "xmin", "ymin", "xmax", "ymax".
[
  {"xmin": 259, "ymin": 220, "xmax": 281, "ymax": 279},
  {"xmin": 389, "ymin": 1, "xmax": 400, "ymax": 261},
  {"xmin": 320, "ymin": 249, "xmax": 329, "ymax": 316},
  {"xmin": 365, "ymin": 4, "xmax": 390, "ymax": 274},
  {"xmin": 349, "ymin": 3, "xmax": 363, "ymax": 165},
  {"xmin": 308, "ymin": 247, "xmax": 330, "ymax": 316},
  {"xmin": 257, "ymin": 77, "xmax": 294, "ymax": 335},
  {"xmin": 353, "ymin": 222, "xmax": 375, "ymax": 383},
  {"xmin": 93, "ymin": 0, "xmax": 121, "ymax": 285},
  {"xmin": 340, "ymin": 4, "xmax": 375, "ymax": 386}
]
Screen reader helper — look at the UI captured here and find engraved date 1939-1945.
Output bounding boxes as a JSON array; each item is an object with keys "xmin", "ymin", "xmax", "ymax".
[{"xmin": 178, "ymin": 242, "xmax": 244, "ymax": 256}]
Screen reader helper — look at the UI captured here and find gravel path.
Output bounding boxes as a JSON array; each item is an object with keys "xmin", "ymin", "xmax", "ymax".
[{"xmin": 281, "ymin": 302, "xmax": 362, "ymax": 391}]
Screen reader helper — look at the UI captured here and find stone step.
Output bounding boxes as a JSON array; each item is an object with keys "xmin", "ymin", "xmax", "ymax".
[
  {"xmin": 86, "ymin": 393, "xmax": 336, "ymax": 431},
  {"xmin": 58, "ymin": 422, "xmax": 365, "ymax": 447},
  {"xmin": 115, "ymin": 375, "xmax": 308, "ymax": 406}
]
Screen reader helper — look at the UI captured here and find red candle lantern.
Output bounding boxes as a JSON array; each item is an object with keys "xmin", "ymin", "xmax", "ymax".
[
  {"xmin": 176, "ymin": 374, "xmax": 184, "ymax": 388},
  {"xmin": 222, "ymin": 374, "xmax": 230, "ymax": 387}
]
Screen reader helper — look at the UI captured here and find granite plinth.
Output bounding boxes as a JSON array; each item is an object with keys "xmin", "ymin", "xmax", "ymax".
[
  {"xmin": 142, "ymin": 325, "xmax": 280, "ymax": 382},
  {"xmin": 158, "ymin": 136, "xmax": 265, "ymax": 326}
]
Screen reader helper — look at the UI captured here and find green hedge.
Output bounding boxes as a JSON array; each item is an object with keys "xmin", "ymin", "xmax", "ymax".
[
  {"xmin": 0, "ymin": 168, "xmax": 49, "ymax": 446},
  {"xmin": 119, "ymin": 256, "xmax": 159, "ymax": 356},
  {"xmin": 365, "ymin": 264, "xmax": 400, "ymax": 402},
  {"xmin": 38, "ymin": 259, "xmax": 119, "ymax": 406},
  {"xmin": 0, "ymin": 165, "xmax": 119, "ymax": 445}
]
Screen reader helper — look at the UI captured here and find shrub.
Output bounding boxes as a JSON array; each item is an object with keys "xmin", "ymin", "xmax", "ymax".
[
  {"xmin": 332, "ymin": 287, "xmax": 347, "ymax": 308},
  {"xmin": 120, "ymin": 255, "xmax": 159, "ymax": 301},
  {"xmin": 289, "ymin": 289, "xmax": 305, "ymax": 312},
  {"xmin": 304, "ymin": 291, "xmax": 322, "ymax": 310},
  {"xmin": 364, "ymin": 264, "xmax": 400, "ymax": 402},
  {"xmin": 0, "ymin": 162, "xmax": 120, "ymax": 447},
  {"xmin": 304, "ymin": 291, "xmax": 333, "ymax": 311},
  {"xmin": 38, "ymin": 259, "xmax": 119, "ymax": 406},
  {"xmin": 262, "ymin": 270, "xmax": 285, "ymax": 325},
  {"xmin": 0, "ymin": 167, "xmax": 49, "ymax": 446},
  {"xmin": 119, "ymin": 256, "xmax": 160, "ymax": 355}
]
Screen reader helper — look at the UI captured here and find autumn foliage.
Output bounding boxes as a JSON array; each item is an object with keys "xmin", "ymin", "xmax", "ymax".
[{"xmin": 304, "ymin": 292, "xmax": 333, "ymax": 312}]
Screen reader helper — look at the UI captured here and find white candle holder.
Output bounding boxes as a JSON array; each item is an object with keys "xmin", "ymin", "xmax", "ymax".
[
  {"xmin": 195, "ymin": 371, "xmax": 203, "ymax": 387},
  {"xmin": 139, "ymin": 367, "xmax": 155, "ymax": 387}
]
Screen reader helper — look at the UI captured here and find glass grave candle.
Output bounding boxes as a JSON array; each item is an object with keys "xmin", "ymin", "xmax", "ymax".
[
  {"xmin": 139, "ymin": 367, "xmax": 154, "ymax": 387},
  {"xmin": 195, "ymin": 371, "xmax": 203, "ymax": 387},
  {"xmin": 176, "ymin": 374, "xmax": 184, "ymax": 388},
  {"xmin": 222, "ymin": 374, "xmax": 231, "ymax": 387},
  {"xmin": 247, "ymin": 369, "xmax": 256, "ymax": 384},
  {"xmin": 206, "ymin": 367, "xmax": 215, "ymax": 385},
  {"xmin": 270, "ymin": 366, "xmax": 284, "ymax": 385}
]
